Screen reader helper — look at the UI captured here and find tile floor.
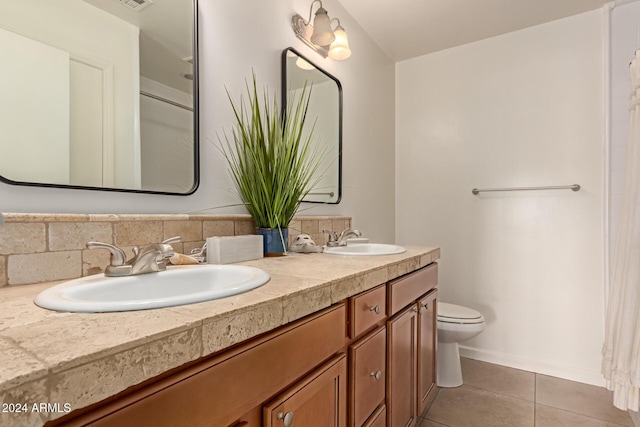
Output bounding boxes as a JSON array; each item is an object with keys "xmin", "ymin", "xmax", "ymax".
[{"xmin": 418, "ymin": 357, "xmax": 635, "ymax": 427}]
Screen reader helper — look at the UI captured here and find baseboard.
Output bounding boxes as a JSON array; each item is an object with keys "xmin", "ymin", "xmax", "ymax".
[{"xmin": 459, "ymin": 345, "xmax": 606, "ymax": 387}]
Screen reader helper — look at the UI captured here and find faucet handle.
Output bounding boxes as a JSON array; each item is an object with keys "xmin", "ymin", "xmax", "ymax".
[
  {"xmin": 339, "ymin": 227, "xmax": 360, "ymax": 236},
  {"xmin": 86, "ymin": 242, "xmax": 127, "ymax": 266},
  {"xmin": 323, "ymin": 230, "xmax": 341, "ymax": 247},
  {"xmin": 336, "ymin": 228, "xmax": 362, "ymax": 246},
  {"xmin": 322, "ymin": 229, "xmax": 338, "ymax": 242},
  {"xmin": 162, "ymin": 236, "xmax": 181, "ymax": 244}
]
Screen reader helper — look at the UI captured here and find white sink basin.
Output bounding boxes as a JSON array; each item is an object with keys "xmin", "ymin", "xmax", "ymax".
[
  {"xmin": 34, "ymin": 264, "xmax": 270, "ymax": 313},
  {"xmin": 324, "ymin": 243, "xmax": 406, "ymax": 256}
]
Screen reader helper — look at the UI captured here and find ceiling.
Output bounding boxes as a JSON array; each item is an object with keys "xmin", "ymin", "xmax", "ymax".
[
  {"xmin": 84, "ymin": 0, "xmax": 192, "ymax": 59},
  {"xmin": 336, "ymin": 0, "xmax": 611, "ymax": 61}
]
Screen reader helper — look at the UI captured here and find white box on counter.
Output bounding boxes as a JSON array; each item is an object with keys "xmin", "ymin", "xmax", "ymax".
[{"xmin": 206, "ymin": 235, "xmax": 263, "ymax": 264}]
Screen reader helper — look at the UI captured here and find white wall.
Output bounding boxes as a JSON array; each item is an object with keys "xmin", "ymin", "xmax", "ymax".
[
  {"xmin": 396, "ymin": 10, "xmax": 606, "ymax": 385},
  {"xmin": 0, "ymin": 0, "xmax": 397, "ymax": 243}
]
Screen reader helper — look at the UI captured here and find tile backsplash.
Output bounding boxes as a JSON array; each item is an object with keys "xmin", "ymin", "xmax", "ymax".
[{"xmin": 0, "ymin": 214, "xmax": 351, "ymax": 287}]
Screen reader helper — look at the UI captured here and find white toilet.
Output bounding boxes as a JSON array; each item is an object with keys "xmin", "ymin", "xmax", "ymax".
[{"xmin": 436, "ymin": 302, "xmax": 486, "ymax": 387}]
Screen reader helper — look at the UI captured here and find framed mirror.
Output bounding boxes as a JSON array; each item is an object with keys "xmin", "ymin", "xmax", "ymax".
[
  {"xmin": 282, "ymin": 48, "xmax": 342, "ymax": 204},
  {"xmin": 0, "ymin": 0, "xmax": 199, "ymax": 195}
]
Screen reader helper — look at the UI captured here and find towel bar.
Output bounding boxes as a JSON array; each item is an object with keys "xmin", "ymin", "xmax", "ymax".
[{"xmin": 471, "ymin": 184, "xmax": 580, "ymax": 195}]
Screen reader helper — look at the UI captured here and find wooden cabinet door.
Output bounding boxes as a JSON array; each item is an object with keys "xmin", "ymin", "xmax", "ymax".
[
  {"xmin": 350, "ymin": 326, "xmax": 386, "ymax": 427},
  {"xmin": 387, "ymin": 306, "xmax": 418, "ymax": 427},
  {"xmin": 363, "ymin": 405, "xmax": 386, "ymax": 427},
  {"xmin": 229, "ymin": 406, "xmax": 262, "ymax": 427},
  {"xmin": 264, "ymin": 355, "xmax": 347, "ymax": 427},
  {"xmin": 417, "ymin": 289, "xmax": 438, "ymax": 416}
]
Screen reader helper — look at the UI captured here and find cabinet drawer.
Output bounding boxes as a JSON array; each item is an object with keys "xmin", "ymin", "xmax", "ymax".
[
  {"xmin": 73, "ymin": 304, "xmax": 346, "ymax": 427},
  {"xmin": 350, "ymin": 326, "xmax": 386, "ymax": 427},
  {"xmin": 349, "ymin": 285, "xmax": 386, "ymax": 338},
  {"xmin": 388, "ymin": 263, "xmax": 438, "ymax": 316}
]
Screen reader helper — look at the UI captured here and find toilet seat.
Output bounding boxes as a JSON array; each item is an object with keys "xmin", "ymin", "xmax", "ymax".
[{"xmin": 437, "ymin": 302, "xmax": 484, "ymax": 324}]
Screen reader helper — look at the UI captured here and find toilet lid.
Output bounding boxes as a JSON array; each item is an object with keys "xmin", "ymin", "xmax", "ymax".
[{"xmin": 437, "ymin": 302, "xmax": 484, "ymax": 324}]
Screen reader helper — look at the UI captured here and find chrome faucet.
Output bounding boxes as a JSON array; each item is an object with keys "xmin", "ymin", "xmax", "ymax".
[
  {"xmin": 322, "ymin": 228, "xmax": 362, "ymax": 247},
  {"xmin": 87, "ymin": 236, "xmax": 180, "ymax": 277}
]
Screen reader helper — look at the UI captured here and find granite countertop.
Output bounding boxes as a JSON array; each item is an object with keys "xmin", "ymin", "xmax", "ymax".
[{"xmin": 0, "ymin": 246, "xmax": 439, "ymax": 427}]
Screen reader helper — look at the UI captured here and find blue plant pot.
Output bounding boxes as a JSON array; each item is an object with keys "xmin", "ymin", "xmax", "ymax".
[{"xmin": 256, "ymin": 228, "xmax": 289, "ymax": 257}]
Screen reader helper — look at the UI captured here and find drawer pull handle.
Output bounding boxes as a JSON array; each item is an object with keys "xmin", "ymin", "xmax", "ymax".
[
  {"xmin": 370, "ymin": 370, "xmax": 382, "ymax": 380},
  {"xmin": 369, "ymin": 305, "xmax": 381, "ymax": 314},
  {"xmin": 278, "ymin": 411, "xmax": 294, "ymax": 427}
]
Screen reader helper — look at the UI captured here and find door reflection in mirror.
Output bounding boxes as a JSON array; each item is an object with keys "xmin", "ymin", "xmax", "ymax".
[{"xmin": 0, "ymin": 0, "xmax": 198, "ymax": 195}]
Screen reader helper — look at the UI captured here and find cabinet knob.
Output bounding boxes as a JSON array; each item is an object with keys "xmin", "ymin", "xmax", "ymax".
[
  {"xmin": 370, "ymin": 370, "xmax": 382, "ymax": 380},
  {"xmin": 369, "ymin": 305, "xmax": 381, "ymax": 315},
  {"xmin": 277, "ymin": 411, "xmax": 294, "ymax": 427},
  {"xmin": 422, "ymin": 302, "xmax": 429, "ymax": 310}
]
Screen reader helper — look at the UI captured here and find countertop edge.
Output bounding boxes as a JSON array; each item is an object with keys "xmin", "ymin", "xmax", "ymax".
[{"xmin": 0, "ymin": 246, "xmax": 439, "ymax": 426}]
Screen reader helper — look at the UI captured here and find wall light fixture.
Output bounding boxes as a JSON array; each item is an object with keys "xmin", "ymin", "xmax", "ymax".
[{"xmin": 291, "ymin": 0, "xmax": 352, "ymax": 60}]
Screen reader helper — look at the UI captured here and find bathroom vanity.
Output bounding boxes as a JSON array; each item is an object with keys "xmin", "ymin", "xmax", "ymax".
[{"xmin": 0, "ymin": 246, "xmax": 439, "ymax": 427}]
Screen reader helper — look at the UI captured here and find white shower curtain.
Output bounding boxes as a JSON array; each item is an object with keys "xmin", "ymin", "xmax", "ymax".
[{"xmin": 602, "ymin": 50, "xmax": 640, "ymax": 412}]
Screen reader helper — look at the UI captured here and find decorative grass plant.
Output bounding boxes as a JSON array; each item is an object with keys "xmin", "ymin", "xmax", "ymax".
[{"xmin": 220, "ymin": 74, "xmax": 323, "ymax": 253}]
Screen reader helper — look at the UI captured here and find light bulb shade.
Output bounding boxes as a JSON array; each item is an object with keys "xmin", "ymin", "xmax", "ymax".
[
  {"xmin": 328, "ymin": 25, "xmax": 351, "ymax": 60},
  {"xmin": 310, "ymin": 7, "xmax": 335, "ymax": 46},
  {"xmin": 296, "ymin": 57, "xmax": 315, "ymax": 70}
]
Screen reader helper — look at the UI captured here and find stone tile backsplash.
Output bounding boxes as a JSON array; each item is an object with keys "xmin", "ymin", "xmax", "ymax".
[{"xmin": 0, "ymin": 214, "xmax": 351, "ymax": 287}]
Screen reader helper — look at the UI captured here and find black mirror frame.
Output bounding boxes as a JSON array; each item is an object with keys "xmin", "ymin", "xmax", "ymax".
[
  {"xmin": 0, "ymin": 0, "xmax": 200, "ymax": 196},
  {"xmin": 281, "ymin": 47, "xmax": 342, "ymax": 204}
]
